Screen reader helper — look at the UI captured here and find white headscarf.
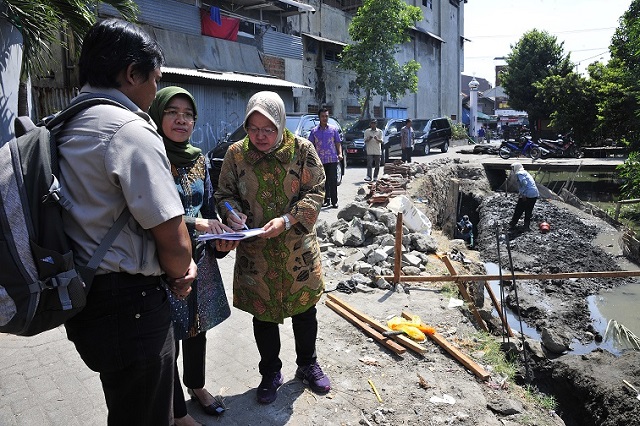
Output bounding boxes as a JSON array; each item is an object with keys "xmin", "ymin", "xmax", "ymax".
[
  {"xmin": 511, "ymin": 162, "xmax": 523, "ymax": 172},
  {"xmin": 244, "ymin": 91, "xmax": 286, "ymax": 150}
]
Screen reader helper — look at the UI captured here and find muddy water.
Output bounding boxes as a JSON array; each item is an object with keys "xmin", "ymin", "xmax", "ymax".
[
  {"xmin": 530, "ymin": 170, "xmax": 640, "ymax": 354},
  {"xmin": 485, "ymin": 255, "xmax": 640, "ymax": 357}
]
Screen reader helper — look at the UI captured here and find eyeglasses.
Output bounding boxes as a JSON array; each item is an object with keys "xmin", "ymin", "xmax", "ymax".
[
  {"xmin": 247, "ymin": 126, "xmax": 277, "ymax": 137},
  {"xmin": 163, "ymin": 109, "xmax": 195, "ymax": 123}
]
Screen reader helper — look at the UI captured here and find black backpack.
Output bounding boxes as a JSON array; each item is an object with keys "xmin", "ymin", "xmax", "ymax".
[{"xmin": 0, "ymin": 95, "xmax": 131, "ymax": 336}]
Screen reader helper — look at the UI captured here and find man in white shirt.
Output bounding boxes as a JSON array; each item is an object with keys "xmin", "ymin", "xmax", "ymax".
[{"xmin": 363, "ymin": 118, "xmax": 383, "ymax": 181}]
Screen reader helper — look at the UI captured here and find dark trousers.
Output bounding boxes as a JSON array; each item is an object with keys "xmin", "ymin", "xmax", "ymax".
[
  {"xmin": 173, "ymin": 331, "xmax": 207, "ymax": 418},
  {"xmin": 323, "ymin": 162, "xmax": 338, "ymax": 205},
  {"xmin": 65, "ymin": 274, "xmax": 174, "ymax": 426},
  {"xmin": 253, "ymin": 306, "xmax": 318, "ymax": 375},
  {"xmin": 366, "ymin": 154, "xmax": 381, "ymax": 179},
  {"xmin": 510, "ymin": 197, "xmax": 538, "ymax": 228},
  {"xmin": 402, "ymin": 148, "xmax": 412, "ymax": 163}
]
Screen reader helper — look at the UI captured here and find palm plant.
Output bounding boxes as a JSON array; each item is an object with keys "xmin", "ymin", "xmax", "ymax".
[
  {"xmin": 1, "ymin": 0, "xmax": 138, "ymax": 113},
  {"xmin": 2, "ymin": 0, "xmax": 138, "ymax": 77}
]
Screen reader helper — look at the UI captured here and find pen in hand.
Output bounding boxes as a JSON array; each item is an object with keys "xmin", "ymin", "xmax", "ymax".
[{"xmin": 224, "ymin": 201, "xmax": 249, "ymax": 230}]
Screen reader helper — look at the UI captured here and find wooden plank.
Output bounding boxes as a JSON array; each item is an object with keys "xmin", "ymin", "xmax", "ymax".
[
  {"xmin": 327, "ymin": 294, "xmax": 427, "ymax": 355},
  {"xmin": 325, "ymin": 300, "xmax": 406, "ymax": 355},
  {"xmin": 379, "ymin": 270, "xmax": 640, "ymax": 282},
  {"xmin": 401, "ymin": 311, "xmax": 491, "ymax": 381}
]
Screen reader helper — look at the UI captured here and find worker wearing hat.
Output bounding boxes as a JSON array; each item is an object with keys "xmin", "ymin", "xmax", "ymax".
[{"xmin": 509, "ymin": 162, "xmax": 539, "ymax": 230}]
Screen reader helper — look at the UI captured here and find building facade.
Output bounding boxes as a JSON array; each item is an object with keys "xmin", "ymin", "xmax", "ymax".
[{"xmin": 30, "ymin": 0, "xmax": 465, "ymax": 154}]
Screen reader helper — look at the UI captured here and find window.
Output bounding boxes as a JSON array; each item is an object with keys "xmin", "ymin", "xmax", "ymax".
[
  {"xmin": 324, "ymin": 48, "xmax": 341, "ymax": 62},
  {"xmin": 306, "ymin": 38, "xmax": 318, "ymax": 54},
  {"xmin": 422, "ymin": 0, "xmax": 433, "ymax": 9}
]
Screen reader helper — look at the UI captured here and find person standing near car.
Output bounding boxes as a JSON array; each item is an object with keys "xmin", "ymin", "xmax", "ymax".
[
  {"xmin": 400, "ymin": 118, "xmax": 413, "ymax": 163},
  {"xmin": 309, "ymin": 108, "xmax": 343, "ymax": 208},
  {"xmin": 363, "ymin": 118, "xmax": 383, "ymax": 181}
]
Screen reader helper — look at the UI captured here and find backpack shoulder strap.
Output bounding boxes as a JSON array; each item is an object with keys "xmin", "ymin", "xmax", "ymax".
[
  {"xmin": 77, "ymin": 207, "xmax": 132, "ymax": 288},
  {"xmin": 44, "ymin": 93, "xmax": 129, "ymax": 131}
]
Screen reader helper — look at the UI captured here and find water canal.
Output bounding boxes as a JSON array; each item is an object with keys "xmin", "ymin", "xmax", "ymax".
[{"xmin": 483, "ymin": 168, "xmax": 640, "ymax": 355}]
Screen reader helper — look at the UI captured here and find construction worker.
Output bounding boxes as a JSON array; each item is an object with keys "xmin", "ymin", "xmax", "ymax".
[
  {"xmin": 509, "ymin": 162, "xmax": 539, "ymax": 230},
  {"xmin": 457, "ymin": 215, "xmax": 474, "ymax": 247}
]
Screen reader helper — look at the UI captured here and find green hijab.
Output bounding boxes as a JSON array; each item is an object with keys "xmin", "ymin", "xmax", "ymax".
[{"xmin": 149, "ymin": 86, "xmax": 201, "ymax": 167}]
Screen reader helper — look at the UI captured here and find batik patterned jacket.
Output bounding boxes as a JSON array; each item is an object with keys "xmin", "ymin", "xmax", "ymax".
[{"xmin": 215, "ymin": 129, "xmax": 326, "ymax": 323}]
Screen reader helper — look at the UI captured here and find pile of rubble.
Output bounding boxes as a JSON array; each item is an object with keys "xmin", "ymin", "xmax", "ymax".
[{"xmin": 316, "ymin": 201, "xmax": 445, "ymax": 291}]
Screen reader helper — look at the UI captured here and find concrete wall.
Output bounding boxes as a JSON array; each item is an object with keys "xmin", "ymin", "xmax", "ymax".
[{"xmin": 1, "ymin": 17, "xmax": 23, "ymax": 145}]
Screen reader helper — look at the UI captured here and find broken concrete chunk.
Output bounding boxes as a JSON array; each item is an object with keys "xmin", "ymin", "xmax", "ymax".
[
  {"xmin": 363, "ymin": 220, "xmax": 389, "ymax": 237},
  {"xmin": 402, "ymin": 266, "xmax": 421, "ymax": 276},
  {"xmin": 344, "ymin": 217, "xmax": 365, "ymax": 246},
  {"xmin": 541, "ymin": 328, "xmax": 571, "ymax": 354},
  {"xmin": 343, "ymin": 250, "xmax": 365, "ymax": 265},
  {"xmin": 486, "ymin": 398, "xmax": 524, "ymax": 415},
  {"xmin": 336, "ymin": 201, "xmax": 369, "ymax": 222},
  {"xmin": 409, "ymin": 233, "xmax": 438, "ymax": 253},
  {"xmin": 402, "ymin": 253, "xmax": 422, "ymax": 267},
  {"xmin": 367, "ymin": 249, "xmax": 388, "ymax": 264},
  {"xmin": 332, "ymin": 229, "xmax": 345, "ymax": 247}
]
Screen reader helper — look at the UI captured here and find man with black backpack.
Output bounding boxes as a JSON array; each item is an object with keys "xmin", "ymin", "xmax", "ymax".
[{"xmin": 57, "ymin": 20, "xmax": 196, "ymax": 425}]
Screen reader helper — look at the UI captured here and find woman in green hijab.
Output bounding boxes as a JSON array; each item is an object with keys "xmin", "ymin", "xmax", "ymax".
[{"xmin": 149, "ymin": 87, "xmax": 237, "ymax": 426}]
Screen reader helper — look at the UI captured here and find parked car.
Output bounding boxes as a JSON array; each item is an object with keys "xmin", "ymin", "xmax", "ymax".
[
  {"xmin": 343, "ymin": 118, "xmax": 405, "ymax": 164},
  {"xmin": 214, "ymin": 113, "xmax": 346, "ymax": 185},
  {"xmin": 414, "ymin": 117, "xmax": 451, "ymax": 155},
  {"xmin": 385, "ymin": 117, "xmax": 452, "ymax": 159}
]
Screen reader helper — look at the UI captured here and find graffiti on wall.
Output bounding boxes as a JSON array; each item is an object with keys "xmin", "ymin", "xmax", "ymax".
[{"xmin": 190, "ymin": 111, "xmax": 241, "ymax": 153}]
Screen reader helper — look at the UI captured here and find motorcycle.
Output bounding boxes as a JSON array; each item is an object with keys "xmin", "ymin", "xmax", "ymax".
[
  {"xmin": 537, "ymin": 133, "xmax": 582, "ymax": 158},
  {"xmin": 498, "ymin": 135, "xmax": 542, "ymax": 160}
]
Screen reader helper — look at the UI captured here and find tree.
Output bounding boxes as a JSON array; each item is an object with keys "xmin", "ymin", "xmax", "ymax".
[
  {"xmin": 534, "ymin": 72, "xmax": 599, "ymax": 145},
  {"xmin": 1, "ymin": 0, "xmax": 138, "ymax": 114},
  {"xmin": 500, "ymin": 29, "xmax": 573, "ymax": 139},
  {"xmin": 339, "ymin": 0, "xmax": 422, "ymax": 118},
  {"xmin": 599, "ymin": 0, "xmax": 640, "ymax": 149}
]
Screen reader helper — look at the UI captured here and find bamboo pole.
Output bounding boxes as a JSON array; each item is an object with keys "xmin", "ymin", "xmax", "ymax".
[{"xmin": 379, "ymin": 270, "xmax": 640, "ymax": 282}]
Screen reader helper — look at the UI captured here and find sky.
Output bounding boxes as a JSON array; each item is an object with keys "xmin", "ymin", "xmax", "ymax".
[{"xmin": 463, "ymin": 0, "xmax": 633, "ymax": 87}]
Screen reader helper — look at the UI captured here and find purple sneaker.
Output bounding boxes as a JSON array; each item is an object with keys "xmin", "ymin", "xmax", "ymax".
[
  {"xmin": 256, "ymin": 371, "xmax": 283, "ymax": 404},
  {"xmin": 295, "ymin": 362, "xmax": 331, "ymax": 394}
]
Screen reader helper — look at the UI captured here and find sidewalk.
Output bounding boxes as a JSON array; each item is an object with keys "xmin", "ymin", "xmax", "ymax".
[{"xmin": 0, "ymin": 241, "xmax": 358, "ymax": 426}]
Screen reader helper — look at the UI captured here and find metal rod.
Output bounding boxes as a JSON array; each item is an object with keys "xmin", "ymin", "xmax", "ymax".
[
  {"xmin": 504, "ymin": 230, "xmax": 531, "ymax": 382},
  {"xmin": 495, "ymin": 223, "xmax": 511, "ymax": 342}
]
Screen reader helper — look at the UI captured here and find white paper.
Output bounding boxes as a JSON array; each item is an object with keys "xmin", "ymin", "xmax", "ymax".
[
  {"xmin": 197, "ymin": 228, "xmax": 265, "ymax": 241},
  {"xmin": 447, "ymin": 298, "xmax": 464, "ymax": 308},
  {"xmin": 429, "ymin": 394, "xmax": 456, "ymax": 405}
]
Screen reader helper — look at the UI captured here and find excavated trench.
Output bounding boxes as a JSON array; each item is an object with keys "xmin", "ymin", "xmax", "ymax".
[{"xmin": 410, "ymin": 158, "xmax": 640, "ymax": 426}]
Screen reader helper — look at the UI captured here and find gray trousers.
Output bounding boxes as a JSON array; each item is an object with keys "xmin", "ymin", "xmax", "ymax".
[{"xmin": 367, "ymin": 154, "xmax": 381, "ymax": 179}]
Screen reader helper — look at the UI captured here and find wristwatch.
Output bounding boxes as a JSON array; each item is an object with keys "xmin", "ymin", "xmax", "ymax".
[{"xmin": 282, "ymin": 214, "xmax": 291, "ymax": 230}]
